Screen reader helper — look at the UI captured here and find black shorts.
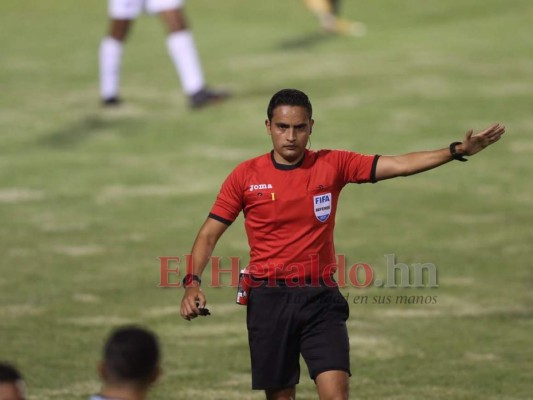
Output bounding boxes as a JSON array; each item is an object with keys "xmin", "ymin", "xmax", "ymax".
[{"xmin": 246, "ymin": 281, "xmax": 351, "ymax": 390}]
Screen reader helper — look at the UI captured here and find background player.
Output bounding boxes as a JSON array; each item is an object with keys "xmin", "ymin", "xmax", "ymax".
[
  {"xmin": 90, "ymin": 326, "xmax": 161, "ymax": 400},
  {"xmin": 303, "ymin": 0, "xmax": 366, "ymax": 36},
  {"xmin": 0, "ymin": 363, "xmax": 25, "ymax": 400},
  {"xmin": 99, "ymin": 0, "xmax": 229, "ymax": 108},
  {"xmin": 180, "ymin": 88, "xmax": 504, "ymax": 399}
]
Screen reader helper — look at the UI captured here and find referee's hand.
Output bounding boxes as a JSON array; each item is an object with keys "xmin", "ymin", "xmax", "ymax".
[{"xmin": 180, "ymin": 286, "xmax": 207, "ymax": 321}]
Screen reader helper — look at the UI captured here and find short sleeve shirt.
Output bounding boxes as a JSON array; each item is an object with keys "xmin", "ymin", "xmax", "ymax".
[{"xmin": 209, "ymin": 149, "xmax": 379, "ymax": 279}]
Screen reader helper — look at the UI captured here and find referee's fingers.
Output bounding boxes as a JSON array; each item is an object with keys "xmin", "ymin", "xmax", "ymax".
[
  {"xmin": 197, "ymin": 292, "xmax": 207, "ymax": 309},
  {"xmin": 179, "ymin": 306, "xmax": 190, "ymax": 321},
  {"xmin": 180, "ymin": 300, "xmax": 192, "ymax": 320},
  {"xmin": 185, "ymin": 296, "xmax": 200, "ymax": 318},
  {"xmin": 180, "ymin": 294, "xmax": 198, "ymax": 320}
]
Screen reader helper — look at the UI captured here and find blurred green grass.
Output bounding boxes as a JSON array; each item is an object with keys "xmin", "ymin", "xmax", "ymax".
[{"xmin": 0, "ymin": 0, "xmax": 532, "ymax": 399}]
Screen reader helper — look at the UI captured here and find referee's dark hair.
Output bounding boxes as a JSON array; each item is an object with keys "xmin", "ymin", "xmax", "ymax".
[
  {"xmin": 101, "ymin": 325, "xmax": 160, "ymax": 387},
  {"xmin": 267, "ymin": 89, "xmax": 313, "ymax": 121},
  {"xmin": 0, "ymin": 362, "xmax": 23, "ymax": 382}
]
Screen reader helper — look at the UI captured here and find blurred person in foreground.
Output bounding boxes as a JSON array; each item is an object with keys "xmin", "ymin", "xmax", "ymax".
[
  {"xmin": 0, "ymin": 363, "xmax": 25, "ymax": 400},
  {"xmin": 180, "ymin": 88, "xmax": 505, "ymax": 399},
  {"xmin": 304, "ymin": 0, "xmax": 366, "ymax": 37},
  {"xmin": 99, "ymin": 0, "xmax": 229, "ymax": 108},
  {"xmin": 91, "ymin": 326, "xmax": 161, "ymax": 400}
]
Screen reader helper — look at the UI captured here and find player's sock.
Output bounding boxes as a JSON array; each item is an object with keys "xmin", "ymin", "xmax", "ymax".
[
  {"xmin": 166, "ymin": 31, "xmax": 205, "ymax": 95},
  {"xmin": 99, "ymin": 36, "xmax": 123, "ymax": 101}
]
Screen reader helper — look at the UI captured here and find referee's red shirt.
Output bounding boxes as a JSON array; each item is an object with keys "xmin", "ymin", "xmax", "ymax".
[{"xmin": 209, "ymin": 149, "xmax": 379, "ymax": 280}]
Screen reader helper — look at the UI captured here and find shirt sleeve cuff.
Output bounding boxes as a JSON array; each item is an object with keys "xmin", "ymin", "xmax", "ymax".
[
  {"xmin": 370, "ymin": 155, "xmax": 381, "ymax": 183},
  {"xmin": 208, "ymin": 212, "xmax": 233, "ymax": 226}
]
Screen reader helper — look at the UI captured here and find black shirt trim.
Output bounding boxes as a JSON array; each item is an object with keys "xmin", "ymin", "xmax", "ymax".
[
  {"xmin": 208, "ymin": 213, "xmax": 233, "ymax": 226},
  {"xmin": 371, "ymin": 155, "xmax": 381, "ymax": 183},
  {"xmin": 270, "ymin": 150, "xmax": 305, "ymax": 171}
]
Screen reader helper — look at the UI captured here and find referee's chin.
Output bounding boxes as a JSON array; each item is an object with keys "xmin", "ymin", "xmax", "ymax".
[{"xmin": 277, "ymin": 148, "xmax": 305, "ymax": 165}]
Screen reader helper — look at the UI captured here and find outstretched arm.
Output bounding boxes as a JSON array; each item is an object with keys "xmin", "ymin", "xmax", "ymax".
[
  {"xmin": 180, "ymin": 217, "xmax": 229, "ymax": 321},
  {"xmin": 375, "ymin": 123, "xmax": 505, "ymax": 181}
]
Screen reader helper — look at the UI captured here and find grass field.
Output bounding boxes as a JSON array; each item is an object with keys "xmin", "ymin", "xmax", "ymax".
[{"xmin": 1, "ymin": 0, "xmax": 532, "ymax": 399}]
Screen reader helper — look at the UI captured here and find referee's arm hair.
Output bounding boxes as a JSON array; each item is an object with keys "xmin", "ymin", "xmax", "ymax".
[
  {"xmin": 374, "ymin": 123, "xmax": 505, "ymax": 181},
  {"xmin": 180, "ymin": 217, "xmax": 229, "ymax": 321}
]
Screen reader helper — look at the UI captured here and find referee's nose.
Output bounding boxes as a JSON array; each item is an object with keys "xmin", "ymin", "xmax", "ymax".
[{"xmin": 287, "ymin": 128, "xmax": 297, "ymax": 142}]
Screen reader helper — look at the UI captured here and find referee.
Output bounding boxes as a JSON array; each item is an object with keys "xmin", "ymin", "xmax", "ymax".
[{"xmin": 180, "ymin": 89, "xmax": 505, "ymax": 399}]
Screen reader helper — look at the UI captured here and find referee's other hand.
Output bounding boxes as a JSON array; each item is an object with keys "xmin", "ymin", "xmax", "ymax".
[{"xmin": 180, "ymin": 286, "xmax": 206, "ymax": 321}]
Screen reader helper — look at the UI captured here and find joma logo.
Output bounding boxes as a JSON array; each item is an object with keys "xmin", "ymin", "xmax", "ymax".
[{"xmin": 249, "ymin": 184, "xmax": 273, "ymax": 191}]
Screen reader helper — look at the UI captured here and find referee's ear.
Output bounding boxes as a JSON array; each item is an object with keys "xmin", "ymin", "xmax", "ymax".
[
  {"xmin": 265, "ymin": 119, "xmax": 272, "ymax": 135},
  {"xmin": 309, "ymin": 118, "xmax": 314, "ymax": 134}
]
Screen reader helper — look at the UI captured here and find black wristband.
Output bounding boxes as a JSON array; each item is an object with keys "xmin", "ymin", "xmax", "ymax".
[
  {"xmin": 449, "ymin": 142, "xmax": 468, "ymax": 162},
  {"xmin": 182, "ymin": 274, "xmax": 201, "ymax": 287}
]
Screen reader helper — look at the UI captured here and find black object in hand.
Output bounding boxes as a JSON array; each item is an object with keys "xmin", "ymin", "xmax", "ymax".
[{"xmin": 196, "ymin": 302, "xmax": 211, "ymax": 316}]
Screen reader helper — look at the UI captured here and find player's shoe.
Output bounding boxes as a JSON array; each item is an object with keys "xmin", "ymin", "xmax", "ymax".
[
  {"xmin": 101, "ymin": 97, "xmax": 122, "ymax": 107},
  {"xmin": 321, "ymin": 17, "xmax": 366, "ymax": 37},
  {"xmin": 189, "ymin": 87, "xmax": 230, "ymax": 109}
]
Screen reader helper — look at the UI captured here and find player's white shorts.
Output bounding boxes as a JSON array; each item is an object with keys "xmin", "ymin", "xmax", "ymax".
[{"xmin": 109, "ymin": 0, "xmax": 185, "ymax": 19}]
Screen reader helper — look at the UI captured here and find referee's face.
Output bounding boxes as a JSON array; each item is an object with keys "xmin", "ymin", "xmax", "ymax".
[{"xmin": 266, "ymin": 105, "xmax": 314, "ymax": 165}]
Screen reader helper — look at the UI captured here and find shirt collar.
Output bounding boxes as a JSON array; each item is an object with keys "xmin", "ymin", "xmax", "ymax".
[{"xmin": 270, "ymin": 150, "xmax": 306, "ymax": 171}]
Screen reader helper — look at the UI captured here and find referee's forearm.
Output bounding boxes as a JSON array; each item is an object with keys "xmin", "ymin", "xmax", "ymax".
[
  {"xmin": 189, "ymin": 234, "xmax": 218, "ymax": 277},
  {"xmin": 376, "ymin": 148, "xmax": 453, "ymax": 180},
  {"xmin": 398, "ymin": 148, "xmax": 452, "ymax": 176}
]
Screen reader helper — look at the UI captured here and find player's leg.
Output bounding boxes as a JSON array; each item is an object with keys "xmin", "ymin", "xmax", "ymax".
[
  {"xmin": 99, "ymin": 0, "xmax": 142, "ymax": 105},
  {"xmin": 329, "ymin": 0, "xmax": 366, "ymax": 37},
  {"xmin": 108, "ymin": 19, "xmax": 133, "ymax": 41},
  {"xmin": 100, "ymin": 19, "xmax": 132, "ymax": 105},
  {"xmin": 158, "ymin": 6, "xmax": 188, "ymax": 31},
  {"xmin": 158, "ymin": 6, "xmax": 204, "ymax": 101},
  {"xmin": 300, "ymin": 286, "xmax": 351, "ymax": 400},
  {"xmin": 304, "ymin": 0, "xmax": 333, "ymax": 15},
  {"xmin": 315, "ymin": 370, "xmax": 349, "ymax": 400},
  {"xmin": 247, "ymin": 283, "xmax": 301, "ymax": 396},
  {"xmin": 152, "ymin": 0, "xmax": 229, "ymax": 108},
  {"xmin": 303, "ymin": 0, "xmax": 334, "ymax": 30},
  {"xmin": 302, "ymin": 0, "xmax": 365, "ymax": 37},
  {"xmin": 330, "ymin": 0, "xmax": 341, "ymax": 15},
  {"xmin": 265, "ymin": 387, "xmax": 296, "ymax": 400}
]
